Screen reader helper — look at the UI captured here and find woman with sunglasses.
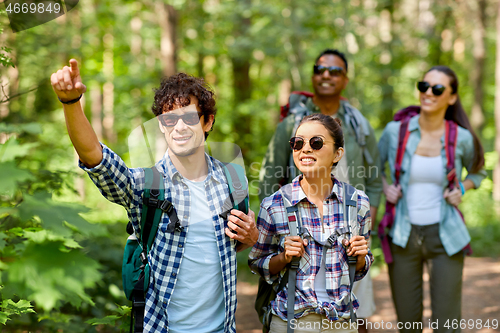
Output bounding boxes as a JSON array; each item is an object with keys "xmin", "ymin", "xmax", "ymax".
[
  {"xmin": 249, "ymin": 114, "xmax": 374, "ymax": 333},
  {"xmin": 378, "ymin": 66, "xmax": 486, "ymax": 333}
]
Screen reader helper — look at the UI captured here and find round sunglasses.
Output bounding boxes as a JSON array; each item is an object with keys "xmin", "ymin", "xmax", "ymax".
[
  {"xmin": 313, "ymin": 65, "xmax": 345, "ymax": 77},
  {"xmin": 417, "ymin": 81, "xmax": 446, "ymax": 96},
  {"xmin": 158, "ymin": 111, "xmax": 202, "ymax": 127},
  {"xmin": 289, "ymin": 136, "xmax": 334, "ymax": 151}
]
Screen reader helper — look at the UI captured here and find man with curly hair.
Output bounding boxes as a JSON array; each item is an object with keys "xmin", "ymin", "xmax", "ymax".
[{"xmin": 51, "ymin": 59, "xmax": 258, "ymax": 333}]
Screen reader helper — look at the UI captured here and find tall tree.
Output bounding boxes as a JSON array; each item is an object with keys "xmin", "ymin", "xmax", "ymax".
[
  {"xmin": 156, "ymin": 2, "xmax": 177, "ymax": 76},
  {"xmin": 470, "ymin": 0, "xmax": 487, "ymax": 131},
  {"xmin": 493, "ymin": 0, "xmax": 500, "ymax": 208}
]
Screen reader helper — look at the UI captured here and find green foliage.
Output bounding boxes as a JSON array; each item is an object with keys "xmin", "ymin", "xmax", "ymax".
[
  {"xmin": 1, "ymin": 0, "xmax": 500, "ymax": 330},
  {"xmin": 0, "ymin": 133, "xmax": 113, "ymax": 331},
  {"xmin": 0, "ymin": 299, "xmax": 36, "ymax": 325}
]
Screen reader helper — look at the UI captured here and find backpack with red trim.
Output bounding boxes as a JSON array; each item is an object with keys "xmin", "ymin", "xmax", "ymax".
[{"xmin": 377, "ymin": 106, "xmax": 471, "ymax": 264}]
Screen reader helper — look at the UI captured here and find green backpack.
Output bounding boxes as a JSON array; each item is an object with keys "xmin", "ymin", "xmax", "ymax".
[{"xmin": 122, "ymin": 163, "xmax": 249, "ymax": 333}]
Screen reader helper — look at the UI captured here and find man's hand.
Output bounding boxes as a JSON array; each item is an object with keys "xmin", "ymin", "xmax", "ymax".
[
  {"xmin": 343, "ymin": 236, "xmax": 368, "ymax": 271},
  {"xmin": 51, "ymin": 59, "xmax": 87, "ymax": 102},
  {"xmin": 225, "ymin": 209, "xmax": 258, "ymax": 252},
  {"xmin": 444, "ymin": 187, "xmax": 462, "ymax": 207}
]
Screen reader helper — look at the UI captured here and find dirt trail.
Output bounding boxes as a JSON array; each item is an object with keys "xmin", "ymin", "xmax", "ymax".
[{"xmin": 236, "ymin": 257, "xmax": 500, "ymax": 333}]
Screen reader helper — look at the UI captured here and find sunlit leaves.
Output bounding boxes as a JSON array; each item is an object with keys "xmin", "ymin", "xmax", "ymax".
[
  {"xmin": 0, "ymin": 299, "xmax": 36, "ymax": 325},
  {"xmin": 19, "ymin": 192, "xmax": 104, "ymax": 237},
  {"xmin": 0, "ymin": 161, "xmax": 34, "ymax": 196},
  {"xmin": 6, "ymin": 241, "xmax": 101, "ymax": 312},
  {"xmin": 0, "ymin": 138, "xmax": 38, "ymax": 162}
]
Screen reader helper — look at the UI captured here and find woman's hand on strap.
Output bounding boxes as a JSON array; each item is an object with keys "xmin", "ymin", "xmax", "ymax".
[
  {"xmin": 343, "ymin": 236, "xmax": 368, "ymax": 271},
  {"xmin": 443, "ymin": 187, "xmax": 462, "ymax": 207},
  {"xmin": 384, "ymin": 183, "xmax": 402, "ymax": 204},
  {"xmin": 283, "ymin": 236, "xmax": 308, "ymax": 263}
]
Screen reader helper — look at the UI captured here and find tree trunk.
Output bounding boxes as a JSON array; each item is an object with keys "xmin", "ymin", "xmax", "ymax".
[
  {"xmin": 230, "ymin": 0, "xmax": 252, "ymax": 158},
  {"xmin": 380, "ymin": 2, "xmax": 396, "ymax": 126},
  {"xmin": 102, "ymin": 33, "xmax": 116, "ymax": 143},
  {"xmin": 156, "ymin": 2, "xmax": 177, "ymax": 77},
  {"xmin": 493, "ymin": 0, "xmax": 500, "ymax": 208},
  {"xmin": 470, "ymin": 0, "xmax": 486, "ymax": 132}
]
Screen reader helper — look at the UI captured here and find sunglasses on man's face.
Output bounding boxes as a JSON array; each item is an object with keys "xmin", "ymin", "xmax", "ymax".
[
  {"xmin": 289, "ymin": 136, "xmax": 333, "ymax": 151},
  {"xmin": 417, "ymin": 81, "xmax": 447, "ymax": 96},
  {"xmin": 313, "ymin": 65, "xmax": 345, "ymax": 77},
  {"xmin": 158, "ymin": 111, "xmax": 202, "ymax": 127}
]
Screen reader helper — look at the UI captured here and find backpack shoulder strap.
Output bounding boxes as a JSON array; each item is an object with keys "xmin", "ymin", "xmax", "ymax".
[
  {"xmin": 223, "ymin": 162, "xmax": 249, "ymax": 213},
  {"xmin": 395, "ymin": 118, "xmax": 412, "ymax": 184},
  {"xmin": 278, "ymin": 184, "xmax": 301, "ymax": 332},
  {"xmin": 219, "ymin": 162, "xmax": 249, "ymax": 219},
  {"xmin": 141, "ymin": 167, "xmax": 164, "ymax": 251},
  {"xmin": 342, "ymin": 182, "xmax": 358, "ymax": 323},
  {"xmin": 445, "ymin": 120, "xmax": 459, "ymax": 190},
  {"xmin": 343, "ymin": 102, "xmax": 373, "ymax": 164},
  {"xmin": 280, "ymin": 184, "xmax": 300, "ymax": 237}
]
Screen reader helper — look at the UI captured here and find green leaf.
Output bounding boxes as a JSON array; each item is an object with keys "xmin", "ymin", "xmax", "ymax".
[
  {"xmin": 0, "ymin": 123, "xmax": 42, "ymax": 135},
  {"xmin": 0, "ymin": 138, "xmax": 39, "ymax": 162},
  {"xmin": 23, "ymin": 230, "xmax": 82, "ymax": 249},
  {"xmin": 0, "ymin": 299, "xmax": 36, "ymax": 325},
  {"xmin": 0, "ymin": 162, "xmax": 35, "ymax": 196},
  {"xmin": 0, "ymin": 232, "xmax": 6, "ymax": 251},
  {"xmin": 19, "ymin": 192, "xmax": 104, "ymax": 237},
  {"xmin": 6, "ymin": 241, "xmax": 101, "ymax": 312},
  {"xmin": 86, "ymin": 315, "xmax": 121, "ymax": 326}
]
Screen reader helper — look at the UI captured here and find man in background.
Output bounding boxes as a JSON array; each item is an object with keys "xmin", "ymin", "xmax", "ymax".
[{"xmin": 259, "ymin": 49, "xmax": 382, "ymax": 333}]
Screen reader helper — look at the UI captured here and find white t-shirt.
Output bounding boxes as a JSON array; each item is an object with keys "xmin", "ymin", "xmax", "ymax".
[
  {"xmin": 168, "ymin": 177, "xmax": 224, "ymax": 333},
  {"xmin": 407, "ymin": 155, "xmax": 443, "ymax": 226}
]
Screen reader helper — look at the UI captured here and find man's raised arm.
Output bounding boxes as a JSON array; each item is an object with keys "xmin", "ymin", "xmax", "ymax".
[{"xmin": 51, "ymin": 59, "xmax": 102, "ymax": 168}]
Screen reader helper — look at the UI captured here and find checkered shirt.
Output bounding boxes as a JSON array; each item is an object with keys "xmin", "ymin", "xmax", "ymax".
[
  {"xmin": 80, "ymin": 144, "xmax": 237, "ymax": 333},
  {"xmin": 248, "ymin": 176, "xmax": 373, "ymax": 322}
]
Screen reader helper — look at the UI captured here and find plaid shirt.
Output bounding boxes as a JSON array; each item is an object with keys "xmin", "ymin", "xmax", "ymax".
[
  {"xmin": 80, "ymin": 144, "xmax": 237, "ymax": 333},
  {"xmin": 249, "ymin": 176, "xmax": 373, "ymax": 322}
]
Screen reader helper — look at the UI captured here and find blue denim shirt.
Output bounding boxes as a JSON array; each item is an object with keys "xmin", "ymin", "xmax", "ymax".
[{"xmin": 378, "ymin": 115, "xmax": 486, "ymax": 256}]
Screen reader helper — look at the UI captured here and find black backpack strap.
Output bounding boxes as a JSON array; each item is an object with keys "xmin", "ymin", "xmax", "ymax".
[
  {"xmin": 279, "ymin": 185, "xmax": 302, "ymax": 333},
  {"xmin": 343, "ymin": 183, "xmax": 358, "ymax": 323}
]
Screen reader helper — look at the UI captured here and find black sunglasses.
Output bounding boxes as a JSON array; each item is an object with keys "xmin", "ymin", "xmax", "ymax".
[
  {"xmin": 158, "ymin": 111, "xmax": 202, "ymax": 127},
  {"xmin": 289, "ymin": 136, "xmax": 333, "ymax": 151},
  {"xmin": 313, "ymin": 65, "xmax": 345, "ymax": 76},
  {"xmin": 417, "ymin": 81, "xmax": 446, "ymax": 96}
]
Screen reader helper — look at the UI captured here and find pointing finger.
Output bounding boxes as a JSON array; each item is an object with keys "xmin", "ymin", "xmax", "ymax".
[{"xmin": 69, "ymin": 59, "xmax": 79, "ymax": 76}]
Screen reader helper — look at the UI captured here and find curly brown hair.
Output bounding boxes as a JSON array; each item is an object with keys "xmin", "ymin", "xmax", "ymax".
[{"xmin": 152, "ymin": 73, "xmax": 217, "ymax": 139}]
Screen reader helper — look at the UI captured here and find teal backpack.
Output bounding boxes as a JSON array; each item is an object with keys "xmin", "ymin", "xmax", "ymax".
[{"xmin": 122, "ymin": 163, "xmax": 249, "ymax": 333}]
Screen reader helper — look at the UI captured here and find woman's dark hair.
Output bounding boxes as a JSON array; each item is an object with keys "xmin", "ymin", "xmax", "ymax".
[
  {"xmin": 152, "ymin": 73, "xmax": 217, "ymax": 139},
  {"xmin": 425, "ymin": 66, "xmax": 484, "ymax": 173},
  {"xmin": 297, "ymin": 114, "xmax": 344, "ymax": 167}
]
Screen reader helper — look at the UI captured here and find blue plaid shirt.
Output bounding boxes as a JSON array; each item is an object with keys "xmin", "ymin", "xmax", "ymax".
[
  {"xmin": 80, "ymin": 144, "xmax": 238, "ymax": 333},
  {"xmin": 248, "ymin": 176, "xmax": 373, "ymax": 322}
]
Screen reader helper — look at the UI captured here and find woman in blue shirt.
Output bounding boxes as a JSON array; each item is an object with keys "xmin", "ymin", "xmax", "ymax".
[{"xmin": 378, "ymin": 66, "xmax": 486, "ymax": 333}]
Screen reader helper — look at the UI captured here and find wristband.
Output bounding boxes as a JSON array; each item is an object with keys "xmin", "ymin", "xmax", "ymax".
[
  {"xmin": 58, "ymin": 94, "xmax": 82, "ymax": 105},
  {"xmin": 458, "ymin": 182, "xmax": 465, "ymax": 196}
]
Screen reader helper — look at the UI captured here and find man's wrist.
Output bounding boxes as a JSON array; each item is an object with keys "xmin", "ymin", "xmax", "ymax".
[{"xmin": 58, "ymin": 94, "xmax": 82, "ymax": 105}]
